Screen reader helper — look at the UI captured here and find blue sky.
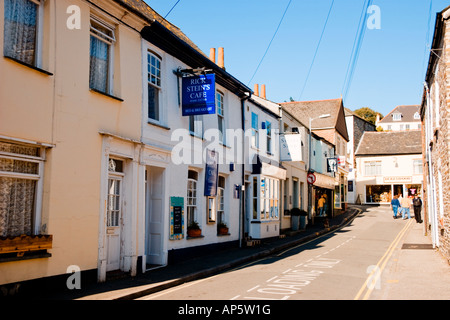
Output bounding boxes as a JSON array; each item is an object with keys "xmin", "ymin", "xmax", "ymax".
[{"xmin": 144, "ymin": 0, "xmax": 448, "ymax": 117}]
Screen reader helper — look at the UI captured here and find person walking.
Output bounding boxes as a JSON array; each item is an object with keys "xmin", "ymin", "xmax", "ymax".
[
  {"xmin": 412, "ymin": 194, "xmax": 423, "ymax": 223},
  {"xmin": 400, "ymin": 195, "xmax": 411, "ymax": 220},
  {"xmin": 391, "ymin": 195, "xmax": 400, "ymax": 219},
  {"xmin": 318, "ymin": 194, "xmax": 326, "ymax": 217}
]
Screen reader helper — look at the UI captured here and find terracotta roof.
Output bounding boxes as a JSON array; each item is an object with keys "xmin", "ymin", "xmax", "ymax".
[
  {"xmin": 355, "ymin": 130, "xmax": 422, "ymax": 156},
  {"xmin": 280, "ymin": 99, "xmax": 349, "ymax": 142},
  {"xmin": 378, "ymin": 105, "xmax": 420, "ymax": 124}
]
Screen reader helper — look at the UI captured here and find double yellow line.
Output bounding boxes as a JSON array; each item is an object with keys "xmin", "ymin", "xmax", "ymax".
[{"xmin": 354, "ymin": 218, "xmax": 413, "ymax": 300}]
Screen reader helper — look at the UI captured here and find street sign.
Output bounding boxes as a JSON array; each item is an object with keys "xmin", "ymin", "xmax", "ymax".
[{"xmin": 307, "ymin": 173, "xmax": 316, "ymax": 185}]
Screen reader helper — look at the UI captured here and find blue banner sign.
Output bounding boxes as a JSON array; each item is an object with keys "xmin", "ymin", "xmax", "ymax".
[
  {"xmin": 182, "ymin": 74, "xmax": 216, "ymax": 116},
  {"xmin": 204, "ymin": 149, "xmax": 219, "ymax": 197}
]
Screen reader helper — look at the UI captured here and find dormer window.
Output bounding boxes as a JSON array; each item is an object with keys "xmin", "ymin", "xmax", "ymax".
[
  {"xmin": 414, "ymin": 112, "xmax": 420, "ymax": 120},
  {"xmin": 393, "ymin": 113, "xmax": 402, "ymax": 121}
]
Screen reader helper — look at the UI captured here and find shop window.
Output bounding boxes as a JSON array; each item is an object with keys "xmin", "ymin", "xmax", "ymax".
[
  {"xmin": 366, "ymin": 185, "xmax": 392, "ymax": 203},
  {"xmin": 252, "ymin": 177, "xmax": 258, "ymax": 219}
]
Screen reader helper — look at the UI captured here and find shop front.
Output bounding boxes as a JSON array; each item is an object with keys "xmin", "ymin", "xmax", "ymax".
[
  {"xmin": 248, "ymin": 157, "xmax": 286, "ymax": 239},
  {"xmin": 364, "ymin": 176, "xmax": 423, "ymax": 204},
  {"xmin": 311, "ymin": 172, "xmax": 335, "ymax": 220}
]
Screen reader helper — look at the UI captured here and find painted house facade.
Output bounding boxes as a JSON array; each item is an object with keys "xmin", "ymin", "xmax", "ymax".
[
  {"xmin": 0, "ymin": 0, "xmax": 252, "ymax": 292},
  {"xmin": 355, "ymin": 131, "xmax": 423, "ymax": 205},
  {"xmin": 421, "ymin": 5, "xmax": 450, "ymax": 260}
]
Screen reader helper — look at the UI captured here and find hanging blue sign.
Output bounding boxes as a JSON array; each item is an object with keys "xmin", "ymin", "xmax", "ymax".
[
  {"xmin": 204, "ymin": 149, "xmax": 219, "ymax": 197},
  {"xmin": 182, "ymin": 74, "xmax": 216, "ymax": 116}
]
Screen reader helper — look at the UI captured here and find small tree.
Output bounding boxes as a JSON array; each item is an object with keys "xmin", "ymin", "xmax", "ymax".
[{"xmin": 354, "ymin": 107, "xmax": 383, "ymax": 126}]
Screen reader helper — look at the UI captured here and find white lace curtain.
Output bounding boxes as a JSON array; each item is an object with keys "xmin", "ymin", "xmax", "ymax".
[
  {"xmin": 89, "ymin": 35, "xmax": 110, "ymax": 93},
  {"xmin": 0, "ymin": 142, "xmax": 39, "ymax": 238},
  {"xmin": 3, "ymin": 0, "xmax": 38, "ymax": 66}
]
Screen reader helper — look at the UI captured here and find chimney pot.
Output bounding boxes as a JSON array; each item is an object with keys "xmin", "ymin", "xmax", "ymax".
[
  {"xmin": 210, "ymin": 48, "xmax": 216, "ymax": 63},
  {"xmin": 261, "ymin": 84, "xmax": 266, "ymax": 99},
  {"xmin": 254, "ymin": 84, "xmax": 259, "ymax": 97},
  {"xmin": 218, "ymin": 47, "xmax": 225, "ymax": 69}
]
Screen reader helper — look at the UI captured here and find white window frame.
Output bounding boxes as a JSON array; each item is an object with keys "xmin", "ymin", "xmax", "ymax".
[
  {"xmin": 3, "ymin": 0, "xmax": 44, "ymax": 68},
  {"xmin": 217, "ymin": 91, "xmax": 225, "ymax": 144},
  {"xmin": 217, "ymin": 176, "xmax": 225, "ymax": 224},
  {"xmin": 0, "ymin": 140, "xmax": 46, "ymax": 236},
  {"xmin": 266, "ymin": 121, "xmax": 272, "ymax": 154},
  {"xmin": 187, "ymin": 171, "xmax": 198, "ymax": 226},
  {"xmin": 413, "ymin": 159, "xmax": 423, "ymax": 175},
  {"xmin": 189, "ymin": 115, "xmax": 203, "ymax": 138},
  {"xmin": 147, "ymin": 50, "xmax": 162, "ymax": 123},
  {"xmin": 251, "ymin": 112, "xmax": 259, "ymax": 149},
  {"xmin": 393, "ymin": 113, "xmax": 402, "ymax": 121},
  {"xmin": 143, "ymin": 48, "xmax": 165, "ymax": 126},
  {"xmin": 89, "ymin": 15, "xmax": 116, "ymax": 95},
  {"xmin": 364, "ymin": 161, "xmax": 382, "ymax": 176}
]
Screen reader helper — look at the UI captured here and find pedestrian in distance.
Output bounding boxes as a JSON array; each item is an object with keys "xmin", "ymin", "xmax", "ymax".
[
  {"xmin": 400, "ymin": 195, "xmax": 411, "ymax": 220},
  {"xmin": 391, "ymin": 195, "xmax": 400, "ymax": 219},
  {"xmin": 412, "ymin": 194, "xmax": 423, "ymax": 223}
]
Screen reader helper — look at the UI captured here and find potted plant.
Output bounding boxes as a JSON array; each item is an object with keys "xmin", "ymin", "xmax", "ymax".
[
  {"xmin": 217, "ymin": 222, "xmax": 229, "ymax": 235},
  {"xmin": 187, "ymin": 221, "xmax": 202, "ymax": 237}
]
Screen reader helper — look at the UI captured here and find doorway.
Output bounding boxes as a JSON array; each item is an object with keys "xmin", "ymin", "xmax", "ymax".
[{"xmin": 145, "ymin": 166, "xmax": 165, "ymax": 269}]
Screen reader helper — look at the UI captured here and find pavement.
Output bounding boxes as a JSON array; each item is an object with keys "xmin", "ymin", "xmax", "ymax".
[{"xmin": 36, "ymin": 205, "xmax": 450, "ymax": 300}]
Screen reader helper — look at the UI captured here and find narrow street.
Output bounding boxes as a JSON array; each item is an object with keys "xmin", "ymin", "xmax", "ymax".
[{"xmin": 137, "ymin": 206, "xmax": 450, "ymax": 301}]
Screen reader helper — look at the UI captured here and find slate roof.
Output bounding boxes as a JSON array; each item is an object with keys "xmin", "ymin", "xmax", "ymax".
[
  {"xmin": 355, "ymin": 130, "xmax": 422, "ymax": 156},
  {"xmin": 280, "ymin": 99, "xmax": 349, "ymax": 142},
  {"xmin": 378, "ymin": 105, "xmax": 420, "ymax": 124},
  {"xmin": 113, "ymin": 0, "xmax": 206, "ymax": 57}
]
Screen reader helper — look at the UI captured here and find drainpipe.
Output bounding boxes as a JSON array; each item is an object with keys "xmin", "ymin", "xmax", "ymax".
[{"xmin": 239, "ymin": 92, "xmax": 251, "ymax": 248}]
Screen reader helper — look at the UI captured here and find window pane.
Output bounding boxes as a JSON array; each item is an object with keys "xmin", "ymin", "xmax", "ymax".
[
  {"xmin": 148, "ymin": 84, "xmax": 160, "ymax": 121},
  {"xmin": 4, "ymin": 0, "xmax": 38, "ymax": 65},
  {"xmin": 90, "ymin": 36, "xmax": 110, "ymax": 93},
  {"xmin": 0, "ymin": 177, "xmax": 35, "ymax": 237}
]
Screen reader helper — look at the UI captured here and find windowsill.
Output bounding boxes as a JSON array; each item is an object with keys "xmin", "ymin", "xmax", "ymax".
[
  {"xmin": 187, "ymin": 235, "xmax": 204, "ymax": 240},
  {"xmin": 217, "ymin": 233, "xmax": 230, "ymax": 237},
  {"xmin": 189, "ymin": 132, "xmax": 204, "ymax": 140},
  {"xmin": 90, "ymin": 88, "xmax": 124, "ymax": 102},
  {"xmin": 4, "ymin": 55, "xmax": 53, "ymax": 76},
  {"xmin": 148, "ymin": 121, "xmax": 171, "ymax": 131},
  {"xmin": 0, "ymin": 250, "xmax": 51, "ymax": 263}
]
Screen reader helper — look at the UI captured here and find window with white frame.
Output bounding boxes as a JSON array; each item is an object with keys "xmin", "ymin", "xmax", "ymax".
[
  {"xmin": 260, "ymin": 177, "xmax": 279, "ymax": 220},
  {"xmin": 413, "ymin": 159, "xmax": 423, "ymax": 175},
  {"xmin": 4, "ymin": 0, "xmax": 43, "ymax": 67},
  {"xmin": 189, "ymin": 115, "xmax": 203, "ymax": 138},
  {"xmin": 393, "ymin": 113, "xmax": 402, "ymax": 121},
  {"xmin": 414, "ymin": 112, "xmax": 420, "ymax": 120},
  {"xmin": 186, "ymin": 170, "xmax": 198, "ymax": 226},
  {"xmin": 266, "ymin": 121, "xmax": 272, "ymax": 154},
  {"xmin": 89, "ymin": 16, "xmax": 116, "ymax": 94},
  {"xmin": 147, "ymin": 51, "xmax": 161, "ymax": 122},
  {"xmin": 217, "ymin": 91, "xmax": 225, "ymax": 143},
  {"xmin": 251, "ymin": 113, "xmax": 259, "ymax": 148},
  {"xmin": 0, "ymin": 141, "xmax": 45, "ymax": 237},
  {"xmin": 217, "ymin": 176, "xmax": 225, "ymax": 224},
  {"xmin": 364, "ymin": 161, "xmax": 382, "ymax": 176}
]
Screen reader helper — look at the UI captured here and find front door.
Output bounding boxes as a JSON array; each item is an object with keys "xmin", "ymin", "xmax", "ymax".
[
  {"xmin": 145, "ymin": 167, "xmax": 164, "ymax": 267},
  {"xmin": 106, "ymin": 175, "xmax": 123, "ymax": 271}
]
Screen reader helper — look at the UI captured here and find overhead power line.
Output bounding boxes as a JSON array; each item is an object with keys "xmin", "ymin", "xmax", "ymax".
[
  {"xmin": 164, "ymin": 0, "xmax": 181, "ymax": 20},
  {"xmin": 341, "ymin": 0, "xmax": 373, "ymax": 101},
  {"xmin": 247, "ymin": 0, "xmax": 293, "ymax": 86},
  {"xmin": 298, "ymin": 0, "xmax": 336, "ymax": 101}
]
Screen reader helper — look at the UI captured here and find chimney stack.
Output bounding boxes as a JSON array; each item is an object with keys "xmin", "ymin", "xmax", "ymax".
[
  {"xmin": 209, "ymin": 48, "xmax": 216, "ymax": 63},
  {"xmin": 261, "ymin": 84, "xmax": 266, "ymax": 99},
  {"xmin": 218, "ymin": 47, "xmax": 225, "ymax": 69},
  {"xmin": 254, "ymin": 84, "xmax": 259, "ymax": 97}
]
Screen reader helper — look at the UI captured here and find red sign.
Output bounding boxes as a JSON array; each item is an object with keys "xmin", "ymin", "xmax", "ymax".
[{"xmin": 307, "ymin": 173, "xmax": 316, "ymax": 185}]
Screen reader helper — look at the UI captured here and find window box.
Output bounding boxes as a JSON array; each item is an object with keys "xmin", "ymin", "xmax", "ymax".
[{"xmin": 0, "ymin": 234, "xmax": 52, "ymax": 256}]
